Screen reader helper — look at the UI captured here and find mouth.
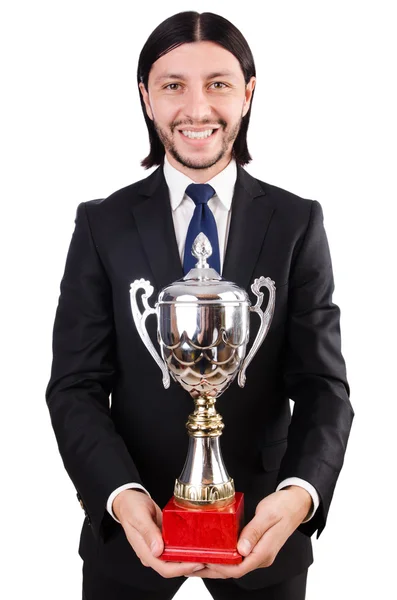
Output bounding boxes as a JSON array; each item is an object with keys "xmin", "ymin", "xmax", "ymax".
[{"xmin": 177, "ymin": 127, "xmax": 220, "ymax": 146}]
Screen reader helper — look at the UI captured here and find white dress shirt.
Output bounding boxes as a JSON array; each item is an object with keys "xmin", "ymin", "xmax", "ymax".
[{"xmin": 107, "ymin": 155, "xmax": 320, "ymax": 523}]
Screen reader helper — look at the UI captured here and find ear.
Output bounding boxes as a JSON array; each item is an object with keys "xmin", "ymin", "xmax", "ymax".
[
  {"xmin": 139, "ymin": 82, "xmax": 154, "ymax": 121},
  {"xmin": 242, "ymin": 76, "xmax": 256, "ymax": 118}
]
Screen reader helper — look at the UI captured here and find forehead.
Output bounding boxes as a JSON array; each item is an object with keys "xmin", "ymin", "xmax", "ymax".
[{"xmin": 149, "ymin": 41, "xmax": 244, "ymax": 83}]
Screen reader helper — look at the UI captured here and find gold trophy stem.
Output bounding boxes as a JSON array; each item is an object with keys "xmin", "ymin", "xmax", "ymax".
[
  {"xmin": 187, "ymin": 395, "xmax": 225, "ymax": 438},
  {"xmin": 174, "ymin": 395, "xmax": 235, "ymax": 507}
]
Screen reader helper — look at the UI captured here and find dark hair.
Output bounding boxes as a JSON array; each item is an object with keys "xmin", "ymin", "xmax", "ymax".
[{"xmin": 137, "ymin": 11, "xmax": 256, "ymax": 169}]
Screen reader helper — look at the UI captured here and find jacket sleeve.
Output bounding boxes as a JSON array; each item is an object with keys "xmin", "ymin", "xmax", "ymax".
[
  {"xmin": 45, "ymin": 201, "xmax": 143, "ymax": 541},
  {"xmin": 277, "ymin": 200, "xmax": 354, "ymax": 538}
]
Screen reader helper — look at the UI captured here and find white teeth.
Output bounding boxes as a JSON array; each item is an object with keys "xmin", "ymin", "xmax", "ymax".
[{"xmin": 181, "ymin": 129, "xmax": 214, "ymax": 139}]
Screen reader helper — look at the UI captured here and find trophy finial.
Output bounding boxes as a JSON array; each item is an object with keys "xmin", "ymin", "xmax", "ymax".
[{"xmin": 192, "ymin": 233, "xmax": 212, "ymax": 268}]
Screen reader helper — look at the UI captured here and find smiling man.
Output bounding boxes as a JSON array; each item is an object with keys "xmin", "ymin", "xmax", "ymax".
[
  {"xmin": 46, "ymin": 11, "xmax": 353, "ymax": 600},
  {"xmin": 139, "ymin": 42, "xmax": 254, "ymax": 179}
]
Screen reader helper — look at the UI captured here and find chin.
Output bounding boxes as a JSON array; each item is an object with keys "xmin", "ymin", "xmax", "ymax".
[
  {"xmin": 181, "ymin": 158, "xmax": 222, "ymax": 170},
  {"xmin": 172, "ymin": 148, "xmax": 225, "ymax": 171}
]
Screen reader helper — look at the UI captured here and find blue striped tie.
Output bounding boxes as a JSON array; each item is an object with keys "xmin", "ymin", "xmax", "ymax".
[{"xmin": 183, "ymin": 183, "xmax": 221, "ymax": 275}]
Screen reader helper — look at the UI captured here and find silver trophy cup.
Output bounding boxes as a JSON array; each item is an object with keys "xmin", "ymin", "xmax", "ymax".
[{"xmin": 130, "ymin": 233, "xmax": 276, "ymax": 508}]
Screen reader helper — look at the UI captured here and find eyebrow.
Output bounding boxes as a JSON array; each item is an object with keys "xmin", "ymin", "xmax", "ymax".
[{"xmin": 153, "ymin": 71, "xmax": 238, "ymax": 84}]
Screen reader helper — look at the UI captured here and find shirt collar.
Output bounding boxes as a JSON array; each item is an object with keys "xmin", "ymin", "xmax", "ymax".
[{"xmin": 163, "ymin": 154, "xmax": 237, "ymax": 212}]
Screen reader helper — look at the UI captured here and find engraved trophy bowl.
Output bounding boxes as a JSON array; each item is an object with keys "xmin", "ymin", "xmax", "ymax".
[{"xmin": 130, "ymin": 233, "xmax": 276, "ymax": 510}]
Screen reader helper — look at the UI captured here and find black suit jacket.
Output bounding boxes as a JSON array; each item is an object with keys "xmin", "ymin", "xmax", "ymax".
[{"xmin": 46, "ymin": 164, "xmax": 353, "ymax": 591}]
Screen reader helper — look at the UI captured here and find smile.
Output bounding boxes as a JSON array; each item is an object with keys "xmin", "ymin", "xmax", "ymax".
[
  {"xmin": 181, "ymin": 129, "xmax": 214, "ymax": 139},
  {"xmin": 178, "ymin": 129, "xmax": 219, "ymax": 145}
]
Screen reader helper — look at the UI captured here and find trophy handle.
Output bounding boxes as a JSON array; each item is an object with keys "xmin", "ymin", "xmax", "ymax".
[
  {"xmin": 237, "ymin": 276, "xmax": 276, "ymax": 388},
  {"xmin": 130, "ymin": 278, "xmax": 170, "ymax": 389}
]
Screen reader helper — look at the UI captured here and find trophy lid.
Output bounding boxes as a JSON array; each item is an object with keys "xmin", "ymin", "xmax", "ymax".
[{"xmin": 158, "ymin": 233, "xmax": 250, "ymax": 304}]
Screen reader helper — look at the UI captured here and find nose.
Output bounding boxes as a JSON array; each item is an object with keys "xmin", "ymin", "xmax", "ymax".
[{"xmin": 182, "ymin": 85, "xmax": 213, "ymax": 123}]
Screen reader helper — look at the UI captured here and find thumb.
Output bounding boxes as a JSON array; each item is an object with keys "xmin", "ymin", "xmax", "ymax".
[
  {"xmin": 237, "ymin": 517, "xmax": 267, "ymax": 557},
  {"xmin": 134, "ymin": 506, "xmax": 164, "ymax": 558},
  {"xmin": 154, "ymin": 503, "xmax": 163, "ymax": 529}
]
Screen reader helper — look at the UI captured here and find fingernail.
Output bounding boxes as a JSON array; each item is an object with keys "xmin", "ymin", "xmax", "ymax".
[
  {"xmin": 150, "ymin": 540, "xmax": 160, "ymax": 555},
  {"xmin": 193, "ymin": 565, "xmax": 203, "ymax": 572},
  {"xmin": 238, "ymin": 538, "xmax": 252, "ymax": 555}
]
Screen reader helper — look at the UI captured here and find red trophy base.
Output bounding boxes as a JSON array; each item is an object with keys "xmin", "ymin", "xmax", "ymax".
[{"xmin": 160, "ymin": 492, "xmax": 244, "ymax": 564}]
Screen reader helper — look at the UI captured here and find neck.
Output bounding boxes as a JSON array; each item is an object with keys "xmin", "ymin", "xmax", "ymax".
[{"xmin": 165, "ymin": 152, "xmax": 232, "ymax": 183}]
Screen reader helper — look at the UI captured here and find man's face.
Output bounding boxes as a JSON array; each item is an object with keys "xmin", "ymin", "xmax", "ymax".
[{"xmin": 139, "ymin": 41, "xmax": 255, "ymax": 171}]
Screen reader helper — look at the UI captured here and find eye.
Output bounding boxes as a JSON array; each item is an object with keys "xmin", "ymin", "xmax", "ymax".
[
  {"xmin": 164, "ymin": 83, "xmax": 181, "ymax": 91},
  {"xmin": 210, "ymin": 82, "xmax": 228, "ymax": 89}
]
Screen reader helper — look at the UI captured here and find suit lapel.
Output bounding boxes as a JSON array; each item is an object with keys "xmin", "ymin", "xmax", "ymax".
[
  {"xmin": 131, "ymin": 164, "xmax": 275, "ymax": 294},
  {"xmin": 131, "ymin": 166, "xmax": 183, "ymax": 292},
  {"xmin": 222, "ymin": 165, "xmax": 275, "ymax": 291}
]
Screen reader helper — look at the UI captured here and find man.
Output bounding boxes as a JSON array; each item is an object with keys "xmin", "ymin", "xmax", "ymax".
[{"xmin": 46, "ymin": 11, "xmax": 354, "ymax": 600}]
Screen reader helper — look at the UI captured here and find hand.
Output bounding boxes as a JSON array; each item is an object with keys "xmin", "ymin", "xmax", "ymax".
[
  {"xmin": 187, "ymin": 486, "xmax": 312, "ymax": 579},
  {"xmin": 113, "ymin": 489, "xmax": 205, "ymax": 578}
]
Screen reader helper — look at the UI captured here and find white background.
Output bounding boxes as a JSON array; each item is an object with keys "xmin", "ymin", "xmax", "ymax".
[{"xmin": 1, "ymin": 1, "xmax": 396, "ymax": 598}]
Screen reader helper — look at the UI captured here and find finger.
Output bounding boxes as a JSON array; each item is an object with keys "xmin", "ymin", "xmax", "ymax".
[
  {"xmin": 206, "ymin": 520, "xmax": 285, "ymax": 578},
  {"xmin": 127, "ymin": 527, "xmax": 205, "ymax": 577},
  {"xmin": 202, "ymin": 558, "xmax": 257, "ymax": 580},
  {"xmin": 237, "ymin": 510, "xmax": 281, "ymax": 557},
  {"xmin": 253, "ymin": 518, "xmax": 290, "ymax": 566},
  {"xmin": 128, "ymin": 509, "xmax": 164, "ymax": 557},
  {"xmin": 186, "ymin": 567, "xmax": 228, "ymax": 579}
]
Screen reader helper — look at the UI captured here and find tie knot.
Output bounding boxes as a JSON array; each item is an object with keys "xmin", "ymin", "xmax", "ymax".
[{"xmin": 185, "ymin": 183, "xmax": 216, "ymax": 206}]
